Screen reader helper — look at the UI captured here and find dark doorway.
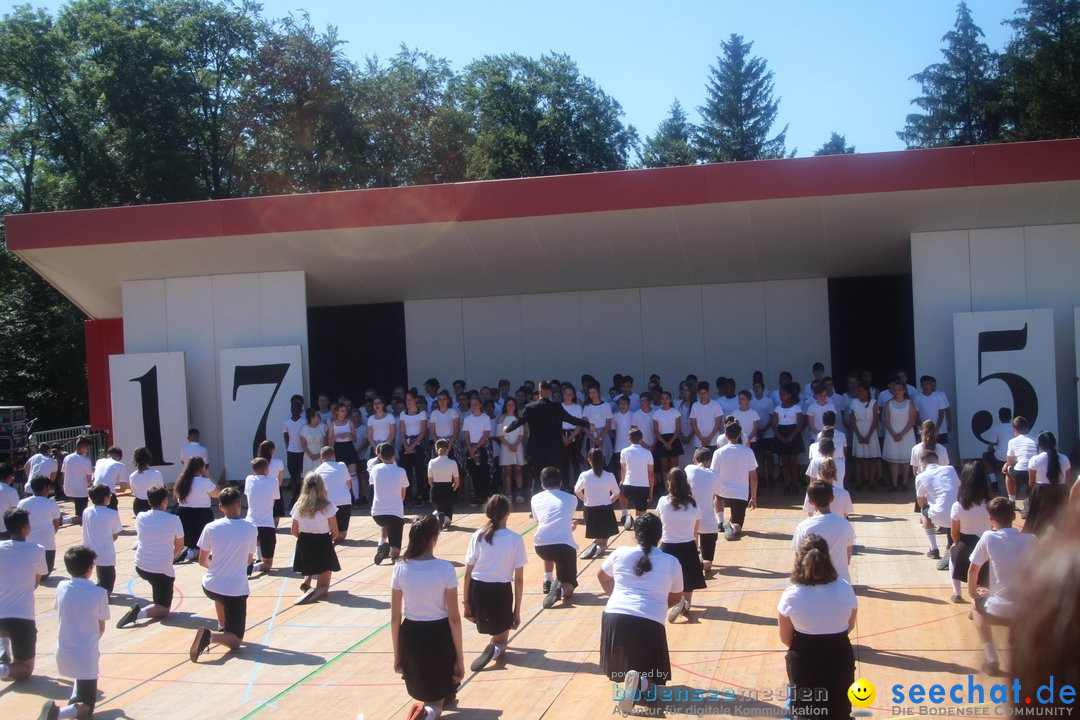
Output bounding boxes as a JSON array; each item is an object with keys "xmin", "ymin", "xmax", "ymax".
[
  {"xmin": 828, "ymin": 275, "xmax": 915, "ymax": 393},
  {"xmin": 307, "ymin": 303, "xmax": 408, "ymax": 404}
]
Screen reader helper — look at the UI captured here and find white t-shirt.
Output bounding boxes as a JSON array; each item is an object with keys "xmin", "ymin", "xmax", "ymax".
[
  {"xmin": 657, "ymin": 495, "xmax": 700, "ymax": 544},
  {"xmin": 791, "ymin": 513, "xmax": 856, "ymax": 583},
  {"xmin": 464, "ymin": 527, "xmax": 527, "ymax": 583},
  {"xmin": 400, "ymin": 411, "xmax": 427, "ymax": 438},
  {"xmin": 428, "ymin": 408, "xmax": 460, "ymax": 438},
  {"xmin": 988, "ymin": 423, "xmax": 1013, "ymax": 462},
  {"xmin": 267, "ymin": 457, "xmax": 285, "ymax": 485},
  {"xmin": 55, "ymin": 577, "xmax": 109, "ymax": 680},
  {"xmin": 651, "ymin": 406, "xmax": 681, "ymax": 435},
  {"xmin": 391, "ymin": 557, "xmax": 458, "ymax": 621},
  {"xmin": 531, "ymin": 490, "xmax": 578, "ymax": 549},
  {"xmin": 179, "ymin": 442, "xmax": 209, "ymax": 464},
  {"xmin": 802, "ymin": 485, "xmax": 854, "ymax": 518},
  {"xmin": 910, "ymin": 442, "xmax": 949, "ymax": 471},
  {"xmin": 0, "ymin": 483, "xmax": 19, "ymax": 517},
  {"xmin": 462, "ymin": 413, "xmax": 491, "ymax": 444},
  {"xmin": 92, "ymin": 458, "xmax": 124, "ymax": 492},
  {"xmin": 198, "ymin": 517, "xmax": 257, "ymax": 597},
  {"xmin": 777, "ymin": 580, "xmax": 857, "ymax": 634},
  {"xmin": 315, "ymin": 461, "xmax": 352, "ymax": 508},
  {"xmin": 575, "ymin": 470, "xmax": 620, "ymax": 507},
  {"xmin": 685, "ymin": 465, "xmax": 719, "ymax": 533},
  {"xmin": 244, "ymin": 474, "xmax": 280, "ymax": 528},
  {"xmin": 82, "ymin": 505, "xmax": 122, "ymax": 566},
  {"xmin": 710, "ymin": 443, "xmax": 758, "ymax": 501},
  {"xmin": 129, "ymin": 469, "xmax": 163, "ymax": 500},
  {"xmin": 915, "ymin": 464, "xmax": 960, "ymax": 528},
  {"xmin": 715, "ymin": 395, "xmax": 737, "ymax": 418},
  {"xmin": 690, "ymin": 401, "xmax": 721, "ymax": 445},
  {"xmin": 750, "ymin": 395, "xmax": 776, "ymax": 439},
  {"xmin": 969, "ymin": 527, "xmax": 1037, "ymax": 618},
  {"xmin": 1007, "ymin": 435, "xmax": 1037, "ymax": 471},
  {"xmin": 1030, "ymin": 451, "xmax": 1071, "ymax": 485},
  {"xmin": 18, "ymin": 495, "xmax": 60, "ymax": 550},
  {"xmin": 428, "ymin": 455, "xmax": 458, "ymax": 484},
  {"xmin": 28, "ymin": 453, "xmax": 57, "ymax": 480},
  {"xmin": 561, "ymin": 402, "xmax": 584, "ymax": 432},
  {"xmin": 370, "ymin": 463, "xmax": 409, "ymax": 517},
  {"xmin": 731, "ymin": 409, "xmax": 759, "ymax": 444},
  {"xmin": 368, "ymin": 413, "xmax": 396, "ymax": 443},
  {"xmin": 620, "ymin": 445, "xmax": 654, "ymax": 488},
  {"xmin": 290, "ymin": 503, "xmax": 335, "ymax": 534},
  {"xmin": 62, "ymin": 453, "xmax": 93, "ymax": 498},
  {"xmin": 612, "ymin": 411, "xmax": 635, "ymax": 452},
  {"xmin": 611, "ymin": 393, "xmax": 641, "ymax": 413},
  {"xmin": 804, "ymin": 402, "xmax": 838, "ymax": 434},
  {"xmin": 0, "ymin": 539, "xmax": 47, "ymax": 619},
  {"xmin": 178, "ymin": 475, "xmax": 217, "ymax": 508},
  {"xmin": 583, "ymin": 402, "xmax": 614, "ymax": 435},
  {"xmin": 950, "ymin": 500, "xmax": 991, "ymax": 537},
  {"xmin": 283, "ymin": 415, "xmax": 306, "ymax": 453},
  {"xmin": 806, "ymin": 454, "xmax": 847, "ymax": 490},
  {"xmin": 914, "ymin": 391, "xmax": 951, "ymax": 433},
  {"xmin": 774, "ymin": 404, "xmax": 802, "ymax": 426},
  {"xmin": 135, "ymin": 509, "xmax": 184, "ymax": 577},
  {"xmin": 631, "ymin": 408, "xmax": 656, "ymax": 446},
  {"xmin": 601, "ymin": 546, "xmax": 683, "ymax": 624}
]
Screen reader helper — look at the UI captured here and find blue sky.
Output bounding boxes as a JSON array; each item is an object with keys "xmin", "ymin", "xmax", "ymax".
[{"xmin": 33, "ymin": 0, "xmax": 1023, "ymax": 156}]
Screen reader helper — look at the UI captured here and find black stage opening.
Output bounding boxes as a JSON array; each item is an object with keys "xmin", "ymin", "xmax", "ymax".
[
  {"xmin": 828, "ymin": 275, "xmax": 916, "ymax": 392},
  {"xmin": 307, "ymin": 303, "xmax": 408, "ymax": 405}
]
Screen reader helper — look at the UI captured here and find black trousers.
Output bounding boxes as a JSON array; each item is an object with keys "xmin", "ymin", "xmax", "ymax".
[
  {"xmin": 529, "ymin": 451, "xmax": 563, "ymax": 493},
  {"xmin": 400, "ymin": 450, "xmax": 429, "ymax": 502},
  {"xmin": 286, "ymin": 452, "xmax": 304, "ymax": 487}
]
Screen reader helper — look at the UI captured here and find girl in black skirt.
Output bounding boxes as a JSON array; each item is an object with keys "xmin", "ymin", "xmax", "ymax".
[
  {"xmin": 174, "ymin": 457, "xmax": 221, "ymax": 563},
  {"xmin": 777, "ymin": 533, "xmax": 858, "ymax": 719},
  {"xmin": 949, "ymin": 461, "xmax": 991, "ymax": 602},
  {"xmin": 392, "ymin": 515, "xmax": 464, "ymax": 720},
  {"xmin": 597, "ymin": 513, "xmax": 683, "ymax": 715},
  {"xmin": 290, "ymin": 472, "xmax": 341, "ymax": 604},
  {"xmin": 651, "ymin": 391, "xmax": 684, "ymax": 484},
  {"xmin": 656, "ymin": 467, "xmax": 706, "ymax": 622},
  {"xmin": 1024, "ymin": 431, "xmax": 1071, "ymax": 536},
  {"xmin": 771, "ymin": 383, "xmax": 805, "ymax": 495},
  {"xmin": 462, "ymin": 495, "xmax": 526, "ymax": 672},
  {"xmin": 574, "ymin": 448, "xmax": 622, "ymax": 559},
  {"xmin": 427, "ymin": 439, "xmax": 460, "ymax": 529},
  {"xmin": 327, "ymin": 403, "xmax": 360, "ymax": 501}
]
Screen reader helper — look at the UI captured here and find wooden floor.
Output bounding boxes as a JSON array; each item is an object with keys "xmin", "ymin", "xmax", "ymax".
[{"xmin": 0, "ymin": 485, "xmax": 1009, "ymax": 719}]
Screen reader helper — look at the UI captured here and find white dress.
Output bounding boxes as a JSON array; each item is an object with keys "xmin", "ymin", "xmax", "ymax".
[
  {"xmin": 882, "ymin": 399, "xmax": 915, "ymax": 463},
  {"xmin": 497, "ymin": 421, "xmax": 525, "ymax": 466},
  {"xmin": 849, "ymin": 399, "xmax": 881, "ymax": 459},
  {"xmin": 300, "ymin": 424, "xmax": 325, "ymax": 474}
]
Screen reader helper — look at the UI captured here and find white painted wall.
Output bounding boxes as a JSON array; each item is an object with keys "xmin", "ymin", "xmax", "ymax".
[
  {"xmin": 912, "ymin": 224, "xmax": 1080, "ymax": 456},
  {"xmin": 404, "ymin": 278, "xmax": 831, "ymax": 395},
  {"xmin": 121, "ymin": 271, "xmax": 308, "ymax": 478}
]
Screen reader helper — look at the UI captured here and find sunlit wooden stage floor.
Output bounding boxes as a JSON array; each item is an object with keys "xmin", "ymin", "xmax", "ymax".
[{"xmin": 0, "ymin": 487, "xmax": 1008, "ymax": 719}]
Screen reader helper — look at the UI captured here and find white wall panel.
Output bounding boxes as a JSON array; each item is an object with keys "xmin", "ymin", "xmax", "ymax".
[
  {"xmin": 404, "ymin": 299, "xmax": 465, "ymax": 390},
  {"xmin": 912, "ymin": 230, "xmax": 972, "ymax": 407},
  {"xmin": 212, "ymin": 273, "xmax": 262, "ymax": 349},
  {"xmin": 970, "ymin": 228, "xmax": 1026, "ymax": 310},
  {"xmin": 641, "ymin": 285, "xmax": 705, "ymax": 388},
  {"xmin": 701, "ymin": 282, "xmax": 767, "ymax": 388},
  {"xmin": 763, "ymin": 278, "xmax": 831, "ymax": 385},
  {"xmin": 260, "ymin": 271, "xmax": 309, "ymax": 399},
  {"xmin": 520, "ymin": 292, "xmax": 583, "ymax": 384},
  {"xmin": 580, "ymin": 289, "xmax": 643, "ymax": 389},
  {"xmin": 462, "ymin": 296, "xmax": 523, "ymax": 388},
  {"xmin": 121, "ymin": 280, "xmax": 167, "ymax": 353}
]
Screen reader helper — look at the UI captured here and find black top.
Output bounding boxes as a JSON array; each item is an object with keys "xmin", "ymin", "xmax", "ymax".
[{"xmin": 505, "ymin": 397, "xmax": 589, "ymax": 460}]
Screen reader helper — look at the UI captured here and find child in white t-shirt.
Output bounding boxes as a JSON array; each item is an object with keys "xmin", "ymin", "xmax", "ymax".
[
  {"xmin": 82, "ymin": 485, "xmax": 122, "ymax": 597},
  {"xmin": 803, "ymin": 456, "xmax": 853, "ymax": 519}
]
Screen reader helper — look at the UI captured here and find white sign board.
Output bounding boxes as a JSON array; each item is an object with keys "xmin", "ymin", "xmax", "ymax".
[
  {"xmin": 953, "ymin": 309, "xmax": 1057, "ymax": 460},
  {"xmin": 219, "ymin": 346, "xmax": 304, "ymax": 481},
  {"xmin": 109, "ymin": 352, "xmax": 189, "ymax": 484}
]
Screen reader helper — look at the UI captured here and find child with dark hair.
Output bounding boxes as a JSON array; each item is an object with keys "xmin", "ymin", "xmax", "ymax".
[
  {"xmin": 948, "ymin": 461, "xmax": 992, "ymax": 603},
  {"xmin": 117, "ymin": 485, "xmax": 184, "ymax": 628},
  {"xmin": 82, "ymin": 484, "xmax": 121, "ymax": 595},
  {"xmin": 18, "ymin": 475, "xmax": 62, "ymax": 574},
  {"xmin": 710, "ymin": 422, "xmax": 759, "ymax": 541},
  {"xmin": 0, "ymin": 508, "xmax": 47, "ymax": 683},
  {"xmin": 531, "ymin": 467, "xmax": 579, "ymax": 609},
  {"xmin": 39, "ymin": 545, "xmax": 109, "ymax": 720},
  {"xmin": 0, "ymin": 465, "xmax": 19, "ymax": 540},
  {"xmin": 657, "ymin": 468, "xmax": 705, "ymax": 622}
]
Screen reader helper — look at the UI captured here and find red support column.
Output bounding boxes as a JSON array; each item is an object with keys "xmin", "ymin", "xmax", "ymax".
[{"xmin": 84, "ymin": 318, "xmax": 124, "ymax": 440}]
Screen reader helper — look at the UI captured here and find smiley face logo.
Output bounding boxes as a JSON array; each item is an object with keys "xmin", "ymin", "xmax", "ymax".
[{"xmin": 848, "ymin": 678, "xmax": 876, "ymax": 708}]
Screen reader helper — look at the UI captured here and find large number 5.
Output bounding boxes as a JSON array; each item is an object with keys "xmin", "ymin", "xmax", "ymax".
[
  {"xmin": 232, "ymin": 364, "xmax": 290, "ymax": 459},
  {"xmin": 970, "ymin": 325, "xmax": 1039, "ymax": 443}
]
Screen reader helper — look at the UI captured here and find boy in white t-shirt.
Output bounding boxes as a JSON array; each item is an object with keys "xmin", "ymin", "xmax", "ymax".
[
  {"xmin": 689, "ymin": 382, "xmax": 720, "ymax": 450},
  {"xmin": 1003, "ymin": 416, "xmax": 1037, "ymax": 512},
  {"xmin": 91, "ymin": 446, "xmax": 125, "ymax": 511},
  {"xmin": 18, "ymin": 475, "xmax": 62, "ymax": 575},
  {"xmin": 82, "ymin": 485, "xmax": 122, "ymax": 596},
  {"xmin": 792, "ymin": 481, "xmax": 856, "ymax": 584},
  {"xmin": 0, "ymin": 507, "xmax": 48, "ymax": 683},
  {"xmin": 982, "ymin": 407, "xmax": 1012, "ymax": 492},
  {"xmin": 802, "ymin": 453, "xmax": 853, "ymax": 519},
  {"xmin": 61, "ymin": 438, "xmax": 93, "ymax": 525},
  {"xmin": 619, "ymin": 428, "xmax": 654, "ymax": 530},
  {"xmin": 245, "ymin": 458, "xmax": 280, "ymax": 573},
  {"xmin": 0, "ymin": 465, "xmax": 20, "ymax": 539},
  {"xmin": 915, "ymin": 376, "xmax": 952, "ymax": 444},
  {"xmin": 685, "ymin": 446, "xmax": 719, "ymax": 574},
  {"xmin": 710, "ymin": 422, "xmax": 759, "ymax": 541},
  {"xmin": 804, "ymin": 382, "xmax": 837, "ymax": 435},
  {"xmin": 179, "ymin": 428, "xmax": 209, "ymax": 466},
  {"xmin": 427, "ymin": 439, "xmax": 460, "ymax": 529},
  {"xmin": 916, "ymin": 451, "xmax": 960, "ymax": 568},
  {"xmin": 531, "ymin": 468, "xmax": 580, "ymax": 609},
  {"xmin": 610, "ymin": 395, "xmax": 635, "ymax": 462},
  {"xmin": 38, "ymin": 545, "xmax": 109, "ymax": 720}
]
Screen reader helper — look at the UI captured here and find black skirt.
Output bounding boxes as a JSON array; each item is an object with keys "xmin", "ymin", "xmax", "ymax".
[
  {"xmin": 399, "ymin": 617, "xmax": 458, "ymax": 703},
  {"xmin": 660, "ymin": 540, "xmax": 707, "ymax": 592},
  {"xmin": 600, "ymin": 611, "xmax": 670, "ymax": 684},
  {"xmin": 655, "ymin": 433, "xmax": 684, "ymax": 459},
  {"xmin": 333, "ymin": 441, "xmax": 359, "ymax": 467},
  {"xmin": 785, "ymin": 630, "xmax": 854, "ymax": 719},
  {"xmin": 177, "ymin": 506, "xmax": 214, "ymax": 548},
  {"xmin": 950, "ymin": 531, "xmax": 990, "ymax": 582},
  {"xmin": 468, "ymin": 579, "xmax": 513, "ymax": 636},
  {"xmin": 584, "ymin": 504, "xmax": 619, "ymax": 539},
  {"xmin": 292, "ymin": 532, "xmax": 341, "ymax": 576},
  {"xmin": 774, "ymin": 423, "xmax": 804, "ymax": 455}
]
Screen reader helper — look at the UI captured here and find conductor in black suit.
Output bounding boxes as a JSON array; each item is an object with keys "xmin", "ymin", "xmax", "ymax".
[{"xmin": 505, "ymin": 379, "xmax": 590, "ymax": 492}]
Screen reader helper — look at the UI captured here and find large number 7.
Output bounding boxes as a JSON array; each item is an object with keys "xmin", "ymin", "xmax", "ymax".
[
  {"xmin": 232, "ymin": 364, "xmax": 291, "ymax": 459},
  {"xmin": 970, "ymin": 325, "xmax": 1038, "ymax": 444}
]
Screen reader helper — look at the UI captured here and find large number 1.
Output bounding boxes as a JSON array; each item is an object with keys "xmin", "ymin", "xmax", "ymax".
[
  {"xmin": 232, "ymin": 364, "xmax": 290, "ymax": 458},
  {"xmin": 970, "ymin": 325, "xmax": 1039, "ymax": 443},
  {"xmin": 130, "ymin": 366, "xmax": 172, "ymax": 466}
]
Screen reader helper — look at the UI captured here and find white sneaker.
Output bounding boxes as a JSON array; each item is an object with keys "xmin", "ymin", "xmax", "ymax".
[
  {"xmin": 619, "ymin": 670, "xmax": 640, "ymax": 713},
  {"xmin": 667, "ymin": 598, "xmax": 686, "ymax": 623}
]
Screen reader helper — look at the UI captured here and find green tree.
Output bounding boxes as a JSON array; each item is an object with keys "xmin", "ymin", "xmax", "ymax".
[
  {"xmin": 813, "ymin": 132, "xmax": 855, "ymax": 156},
  {"xmin": 1001, "ymin": 0, "xmax": 1080, "ymax": 140},
  {"xmin": 696, "ymin": 34, "xmax": 787, "ymax": 162},
  {"xmin": 453, "ymin": 53, "xmax": 636, "ymax": 180},
  {"xmin": 898, "ymin": 1, "xmax": 1002, "ymax": 148},
  {"xmin": 639, "ymin": 100, "xmax": 696, "ymax": 168}
]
